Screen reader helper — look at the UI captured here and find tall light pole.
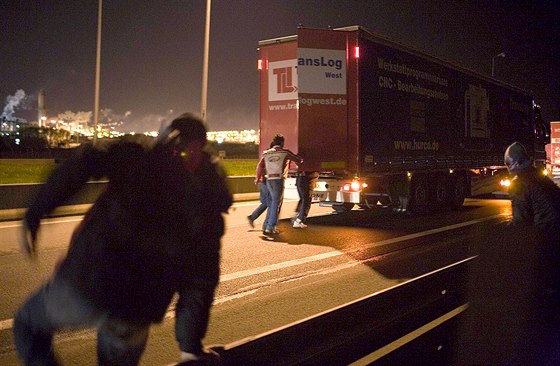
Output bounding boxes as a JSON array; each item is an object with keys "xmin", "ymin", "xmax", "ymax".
[
  {"xmin": 93, "ymin": 0, "xmax": 103, "ymax": 145},
  {"xmin": 201, "ymin": 0, "xmax": 211, "ymax": 123},
  {"xmin": 491, "ymin": 52, "xmax": 505, "ymax": 78}
]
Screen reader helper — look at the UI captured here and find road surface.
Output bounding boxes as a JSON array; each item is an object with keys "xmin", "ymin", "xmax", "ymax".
[{"xmin": 0, "ymin": 198, "xmax": 515, "ymax": 364}]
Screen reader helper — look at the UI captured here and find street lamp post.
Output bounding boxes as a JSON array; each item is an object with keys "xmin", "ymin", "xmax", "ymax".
[
  {"xmin": 201, "ymin": 0, "xmax": 211, "ymax": 123},
  {"xmin": 93, "ymin": 0, "xmax": 103, "ymax": 145},
  {"xmin": 491, "ymin": 52, "xmax": 506, "ymax": 77}
]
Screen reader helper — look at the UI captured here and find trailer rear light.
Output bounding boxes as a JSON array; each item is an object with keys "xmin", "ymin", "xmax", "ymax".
[
  {"xmin": 543, "ymin": 168, "xmax": 549, "ymax": 176},
  {"xmin": 342, "ymin": 180, "xmax": 364, "ymax": 192},
  {"xmin": 354, "ymin": 46, "xmax": 360, "ymax": 58},
  {"xmin": 257, "ymin": 59, "xmax": 263, "ymax": 70}
]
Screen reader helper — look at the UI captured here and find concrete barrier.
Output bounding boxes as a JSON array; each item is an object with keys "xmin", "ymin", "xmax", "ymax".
[{"xmin": 0, "ymin": 176, "xmax": 257, "ymax": 221}]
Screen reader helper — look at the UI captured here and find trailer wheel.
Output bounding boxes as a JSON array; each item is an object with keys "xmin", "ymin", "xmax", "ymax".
[
  {"xmin": 333, "ymin": 203, "xmax": 355, "ymax": 213},
  {"xmin": 448, "ymin": 174, "xmax": 467, "ymax": 210},
  {"xmin": 432, "ymin": 174, "xmax": 449, "ymax": 209},
  {"xmin": 409, "ymin": 176, "xmax": 429, "ymax": 214}
]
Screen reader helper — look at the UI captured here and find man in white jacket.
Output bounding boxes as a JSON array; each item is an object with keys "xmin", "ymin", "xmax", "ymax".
[{"xmin": 262, "ymin": 134, "xmax": 302, "ymax": 234}]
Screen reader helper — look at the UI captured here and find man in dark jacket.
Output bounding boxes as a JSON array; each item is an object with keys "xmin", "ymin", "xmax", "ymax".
[
  {"xmin": 505, "ymin": 142, "xmax": 560, "ymax": 230},
  {"xmin": 167, "ymin": 114, "xmax": 232, "ymax": 364},
  {"xmin": 505, "ymin": 141, "xmax": 560, "ymax": 297},
  {"xmin": 14, "ymin": 129, "xmax": 197, "ymax": 364}
]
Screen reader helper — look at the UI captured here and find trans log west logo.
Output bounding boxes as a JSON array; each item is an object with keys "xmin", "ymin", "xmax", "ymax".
[{"xmin": 268, "ymin": 60, "xmax": 298, "ymax": 102}]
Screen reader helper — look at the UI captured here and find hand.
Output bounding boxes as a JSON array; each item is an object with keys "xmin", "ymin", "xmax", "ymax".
[{"xmin": 19, "ymin": 221, "xmax": 37, "ymax": 259}]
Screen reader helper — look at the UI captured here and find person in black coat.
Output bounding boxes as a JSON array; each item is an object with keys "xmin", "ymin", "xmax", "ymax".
[
  {"xmin": 505, "ymin": 141, "xmax": 560, "ymax": 295},
  {"xmin": 505, "ymin": 142, "xmax": 560, "ymax": 231},
  {"xmin": 14, "ymin": 128, "xmax": 200, "ymax": 365},
  {"xmin": 167, "ymin": 114, "xmax": 232, "ymax": 364},
  {"xmin": 455, "ymin": 142, "xmax": 560, "ymax": 364}
]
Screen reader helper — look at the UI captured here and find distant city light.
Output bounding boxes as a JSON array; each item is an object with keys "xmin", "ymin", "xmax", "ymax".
[{"xmin": 2, "ymin": 115, "xmax": 260, "ymax": 145}]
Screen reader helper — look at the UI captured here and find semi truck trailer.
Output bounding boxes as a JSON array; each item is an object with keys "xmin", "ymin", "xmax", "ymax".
[
  {"xmin": 257, "ymin": 26, "xmax": 548, "ymax": 213},
  {"xmin": 548, "ymin": 121, "xmax": 560, "ymax": 177}
]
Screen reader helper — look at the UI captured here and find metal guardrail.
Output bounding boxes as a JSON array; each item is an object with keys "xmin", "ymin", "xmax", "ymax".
[{"xmin": 218, "ymin": 257, "xmax": 474, "ymax": 365}]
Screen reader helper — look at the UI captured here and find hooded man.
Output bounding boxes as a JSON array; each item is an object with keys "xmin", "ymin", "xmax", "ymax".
[
  {"xmin": 504, "ymin": 141, "xmax": 560, "ymax": 231},
  {"xmin": 504, "ymin": 141, "xmax": 560, "ymax": 302}
]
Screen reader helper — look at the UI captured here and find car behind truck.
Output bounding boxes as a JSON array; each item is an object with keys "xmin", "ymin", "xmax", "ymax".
[{"xmin": 258, "ymin": 26, "xmax": 548, "ymax": 213}]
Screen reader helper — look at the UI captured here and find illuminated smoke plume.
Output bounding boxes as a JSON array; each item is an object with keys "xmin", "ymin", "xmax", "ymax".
[
  {"xmin": 2, "ymin": 89, "xmax": 27, "ymax": 118},
  {"xmin": 98, "ymin": 108, "xmax": 133, "ymax": 128}
]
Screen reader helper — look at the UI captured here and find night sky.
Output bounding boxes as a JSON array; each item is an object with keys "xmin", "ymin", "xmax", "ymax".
[{"xmin": 1, "ymin": 1, "xmax": 559, "ymax": 132}]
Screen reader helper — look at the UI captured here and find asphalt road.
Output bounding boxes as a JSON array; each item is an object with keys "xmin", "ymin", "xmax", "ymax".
[{"xmin": 0, "ymin": 198, "xmax": 516, "ymax": 365}]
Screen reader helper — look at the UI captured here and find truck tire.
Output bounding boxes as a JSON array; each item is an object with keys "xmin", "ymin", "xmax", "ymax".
[
  {"xmin": 432, "ymin": 174, "xmax": 449, "ymax": 209},
  {"xmin": 409, "ymin": 175, "xmax": 429, "ymax": 214},
  {"xmin": 448, "ymin": 174, "xmax": 467, "ymax": 210},
  {"xmin": 333, "ymin": 203, "xmax": 355, "ymax": 213}
]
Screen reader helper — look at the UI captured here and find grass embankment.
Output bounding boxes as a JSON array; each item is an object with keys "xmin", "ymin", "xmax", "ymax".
[
  {"xmin": 0, "ymin": 159, "xmax": 258, "ymax": 184},
  {"xmin": 0, "ymin": 160, "xmax": 55, "ymax": 184}
]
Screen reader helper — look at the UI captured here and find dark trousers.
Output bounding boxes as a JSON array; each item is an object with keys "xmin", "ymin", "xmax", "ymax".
[
  {"xmin": 296, "ymin": 175, "xmax": 314, "ymax": 222},
  {"xmin": 175, "ymin": 279, "xmax": 217, "ymax": 354}
]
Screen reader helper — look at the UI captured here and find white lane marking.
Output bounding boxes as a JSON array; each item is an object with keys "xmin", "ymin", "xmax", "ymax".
[
  {"xmin": 0, "ymin": 319, "xmax": 12, "ymax": 332},
  {"xmin": 349, "ymin": 303, "xmax": 470, "ymax": 365},
  {"xmin": 0, "ymin": 215, "xmax": 504, "ymax": 332},
  {"xmin": 221, "ymin": 214, "xmax": 505, "ymax": 282}
]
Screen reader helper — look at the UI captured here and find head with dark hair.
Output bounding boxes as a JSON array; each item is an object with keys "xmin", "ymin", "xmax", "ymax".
[
  {"xmin": 170, "ymin": 113, "xmax": 207, "ymax": 145},
  {"xmin": 163, "ymin": 113, "xmax": 208, "ymax": 172},
  {"xmin": 272, "ymin": 134, "xmax": 285, "ymax": 147}
]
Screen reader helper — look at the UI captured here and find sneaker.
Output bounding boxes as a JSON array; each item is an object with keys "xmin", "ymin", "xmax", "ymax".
[
  {"xmin": 179, "ymin": 348, "xmax": 221, "ymax": 365},
  {"xmin": 293, "ymin": 219, "xmax": 307, "ymax": 228},
  {"xmin": 247, "ymin": 216, "xmax": 255, "ymax": 229},
  {"xmin": 263, "ymin": 227, "xmax": 279, "ymax": 235}
]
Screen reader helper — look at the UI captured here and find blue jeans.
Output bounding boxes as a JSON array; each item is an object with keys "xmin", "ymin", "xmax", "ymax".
[
  {"xmin": 249, "ymin": 182, "xmax": 270, "ymax": 225},
  {"xmin": 13, "ymin": 275, "xmax": 150, "ymax": 366},
  {"xmin": 264, "ymin": 179, "xmax": 284, "ymax": 230}
]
